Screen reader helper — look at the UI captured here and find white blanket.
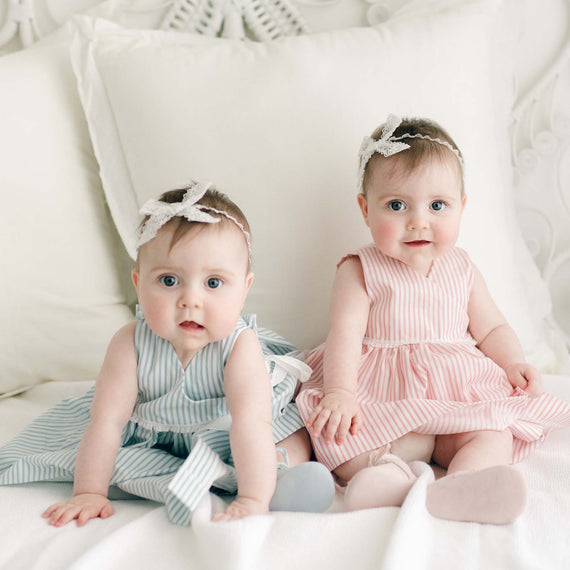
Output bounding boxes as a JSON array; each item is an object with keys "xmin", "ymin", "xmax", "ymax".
[{"xmin": 1, "ymin": 376, "xmax": 569, "ymax": 570}]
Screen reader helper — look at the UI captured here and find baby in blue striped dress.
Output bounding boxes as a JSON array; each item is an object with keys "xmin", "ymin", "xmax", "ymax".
[{"xmin": 0, "ymin": 182, "xmax": 334, "ymax": 526}]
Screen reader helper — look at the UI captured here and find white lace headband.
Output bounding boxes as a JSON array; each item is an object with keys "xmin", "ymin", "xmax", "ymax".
[
  {"xmin": 136, "ymin": 181, "xmax": 252, "ymax": 257},
  {"xmin": 357, "ymin": 114, "xmax": 463, "ymax": 193}
]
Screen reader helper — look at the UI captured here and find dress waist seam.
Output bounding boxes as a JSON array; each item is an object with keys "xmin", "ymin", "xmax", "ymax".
[
  {"xmin": 128, "ymin": 414, "xmax": 230, "ymax": 434},
  {"xmin": 362, "ymin": 337, "xmax": 477, "ymax": 348}
]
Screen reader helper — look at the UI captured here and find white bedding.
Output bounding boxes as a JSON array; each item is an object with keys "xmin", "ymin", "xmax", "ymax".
[
  {"xmin": 1, "ymin": 375, "xmax": 569, "ymax": 570},
  {"xmin": 1, "ymin": 1, "xmax": 570, "ymax": 568}
]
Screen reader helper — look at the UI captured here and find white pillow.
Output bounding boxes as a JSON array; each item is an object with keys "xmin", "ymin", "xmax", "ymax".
[
  {"xmin": 0, "ymin": 39, "xmax": 134, "ymax": 394},
  {"xmin": 69, "ymin": 1, "xmax": 561, "ymax": 371}
]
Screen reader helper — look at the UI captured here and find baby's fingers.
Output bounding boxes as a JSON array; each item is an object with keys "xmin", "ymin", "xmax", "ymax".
[
  {"xmin": 43, "ymin": 502, "xmax": 66, "ymax": 519},
  {"xmin": 350, "ymin": 412, "xmax": 363, "ymax": 436},
  {"xmin": 213, "ymin": 507, "xmax": 246, "ymax": 523},
  {"xmin": 100, "ymin": 502, "xmax": 114, "ymax": 519},
  {"xmin": 48, "ymin": 504, "xmax": 82, "ymax": 527},
  {"xmin": 525, "ymin": 373, "xmax": 543, "ymax": 398},
  {"xmin": 509, "ymin": 370, "xmax": 527, "ymax": 391},
  {"xmin": 305, "ymin": 407, "xmax": 320, "ymax": 431},
  {"xmin": 213, "ymin": 497, "xmax": 266, "ymax": 522},
  {"xmin": 76, "ymin": 503, "xmax": 114, "ymax": 526},
  {"xmin": 212, "ymin": 512, "xmax": 231, "ymax": 522},
  {"xmin": 309, "ymin": 408, "xmax": 331, "ymax": 439},
  {"xmin": 335, "ymin": 414, "xmax": 353, "ymax": 445},
  {"xmin": 323, "ymin": 410, "xmax": 342, "ymax": 444}
]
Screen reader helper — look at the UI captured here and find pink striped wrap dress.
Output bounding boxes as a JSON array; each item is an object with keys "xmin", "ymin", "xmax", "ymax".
[{"xmin": 296, "ymin": 244, "xmax": 570, "ymax": 471}]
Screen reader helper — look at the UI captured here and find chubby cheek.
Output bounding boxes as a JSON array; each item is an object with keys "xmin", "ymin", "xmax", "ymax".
[
  {"xmin": 208, "ymin": 292, "xmax": 247, "ymax": 338},
  {"xmin": 138, "ymin": 293, "xmax": 172, "ymax": 333},
  {"xmin": 216, "ymin": 298, "xmax": 244, "ymax": 333},
  {"xmin": 435, "ymin": 220, "xmax": 461, "ymax": 250},
  {"xmin": 370, "ymin": 219, "xmax": 401, "ymax": 251}
]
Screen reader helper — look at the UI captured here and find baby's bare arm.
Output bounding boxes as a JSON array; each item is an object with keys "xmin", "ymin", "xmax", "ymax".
[
  {"xmin": 213, "ymin": 330, "xmax": 275, "ymax": 522},
  {"xmin": 468, "ymin": 266, "xmax": 542, "ymax": 396},
  {"xmin": 44, "ymin": 323, "xmax": 139, "ymax": 527},
  {"xmin": 308, "ymin": 258, "xmax": 369, "ymax": 444}
]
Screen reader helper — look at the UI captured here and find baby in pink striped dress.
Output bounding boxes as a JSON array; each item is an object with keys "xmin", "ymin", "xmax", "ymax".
[{"xmin": 296, "ymin": 114, "xmax": 570, "ymax": 524}]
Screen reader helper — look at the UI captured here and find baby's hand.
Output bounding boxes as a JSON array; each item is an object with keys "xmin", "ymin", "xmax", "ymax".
[
  {"xmin": 307, "ymin": 388, "xmax": 363, "ymax": 445},
  {"xmin": 212, "ymin": 496, "xmax": 268, "ymax": 522},
  {"xmin": 505, "ymin": 362, "xmax": 543, "ymax": 398},
  {"xmin": 42, "ymin": 493, "xmax": 113, "ymax": 527}
]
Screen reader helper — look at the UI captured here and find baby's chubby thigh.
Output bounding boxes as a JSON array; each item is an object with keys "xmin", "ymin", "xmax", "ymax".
[{"xmin": 389, "ymin": 432, "xmax": 435, "ymax": 463}]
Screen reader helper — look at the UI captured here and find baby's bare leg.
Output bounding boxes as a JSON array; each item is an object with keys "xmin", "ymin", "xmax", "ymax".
[
  {"xmin": 390, "ymin": 432, "xmax": 435, "ymax": 463},
  {"xmin": 432, "ymin": 429, "xmax": 513, "ymax": 473},
  {"xmin": 334, "ymin": 451, "xmax": 375, "ymax": 483},
  {"xmin": 275, "ymin": 428, "xmax": 312, "ymax": 466}
]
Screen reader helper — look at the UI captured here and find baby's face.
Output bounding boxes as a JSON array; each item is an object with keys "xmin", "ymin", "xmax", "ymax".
[
  {"xmin": 358, "ymin": 157, "xmax": 465, "ymax": 276},
  {"xmin": 132, "ymin": 222, "xmax": 253, "ymax": 368}
]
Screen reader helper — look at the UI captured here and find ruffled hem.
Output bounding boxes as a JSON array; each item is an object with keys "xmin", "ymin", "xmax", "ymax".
[{"xmin": 297, "ymin": 388, "xmax": 570, "ymax": 470}]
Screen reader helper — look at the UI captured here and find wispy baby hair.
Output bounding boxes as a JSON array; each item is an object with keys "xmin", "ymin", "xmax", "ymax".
[
  {"xmin": 136, "ymin": 182, "xmax": 252, "ymax": 267},
  {"xmin": 358, "ymin": 114, "xmax": 464, "ymax": 196}
]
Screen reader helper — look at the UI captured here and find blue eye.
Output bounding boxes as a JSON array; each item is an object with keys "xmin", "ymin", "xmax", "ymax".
[
  {"xmin": 389, "ymin": 200, "xmax": 406, "ymax": 212},
  {"xmin": 160, "ymin": 275, "xmax": 179, "ymax": 287},
  {"xmin": 431, "ymin": 201, "xmax": 446, "ymax": 211},
  {"xmin": 207, "ymin": 278, "xmax": 222, "ymax": 289}
]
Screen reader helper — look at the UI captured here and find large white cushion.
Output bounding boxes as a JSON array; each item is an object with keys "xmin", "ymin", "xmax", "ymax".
[
  {"xmin": 0, "ymin": 40, "xmax": 134, "ymax": 394},
  {"xmin": 69, "ymin": 1, "xmax": 562, "ymax": 370}
]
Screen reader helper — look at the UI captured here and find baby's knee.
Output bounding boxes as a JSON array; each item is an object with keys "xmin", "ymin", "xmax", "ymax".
[
  {"xmin": 492, "ymin": 428, "xmax": 513, "ymax": 449},
  {"xmin": 476, "ymin": 429, "xmax": 513, "ymax": 447},
  {"xmin": 460, "ymin": 429, "xmax": 514, "ymax": 459},
  {"xmin": 390, "ymin": 432, "xmax": 435, "ymax": 463}
]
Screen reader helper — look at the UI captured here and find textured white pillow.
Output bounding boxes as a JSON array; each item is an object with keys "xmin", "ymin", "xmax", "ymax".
[
  {"xmin": 0, "ymin": 39, "xmax": 134, "ymax": 393},
  {"xmin": 70, "ymin": 1, "xmax": 560, "ymax": 370}
]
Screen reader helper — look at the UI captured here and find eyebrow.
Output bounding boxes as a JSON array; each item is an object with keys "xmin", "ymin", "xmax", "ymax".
[
  {"xmin": 376, "ymin": 190, "xmax": 460, "ymax": 202},
  {"xmin": 149, "ymin": 266, "xmax": 238, "ymax": 278},
  {"xmin": 206, "ymin": 268, "xmax": 238, "ymax": 277}
]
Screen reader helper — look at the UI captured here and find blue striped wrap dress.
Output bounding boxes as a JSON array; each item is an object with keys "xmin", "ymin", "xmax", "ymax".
[{"xmin": 0, "ymin": 308, "xmax": 309, "ymax": 525}]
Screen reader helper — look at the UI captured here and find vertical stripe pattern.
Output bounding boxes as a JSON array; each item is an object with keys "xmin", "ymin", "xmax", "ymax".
[
  {"xmin": 0, "ymin": 310, "xmax": 305, "ymax": 525},
  {"xmin": 296, "ymin": 245, "xmax": 570, "ymax": 470}
]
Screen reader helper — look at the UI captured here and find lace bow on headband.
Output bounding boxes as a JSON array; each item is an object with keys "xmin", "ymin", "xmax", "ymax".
[
  {"xmin": 357, "ymin": 114, "xmax": 463, "ymax": 193},
  {"xmin": 136, "ymin": 181, "xmax": 252, "ymax": 256}
]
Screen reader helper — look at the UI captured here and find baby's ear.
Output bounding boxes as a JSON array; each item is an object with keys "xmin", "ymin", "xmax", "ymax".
[
  {"xmin": 357, "ymin": 193, "xmax": 370, "ymax": 226},
  {"xmin": 131, "ymin": 269, "xmax": 140, "ymax": 290},
  {"xmin": 245, "ymin": 272, "xmax": 254, "ymax": 291}
]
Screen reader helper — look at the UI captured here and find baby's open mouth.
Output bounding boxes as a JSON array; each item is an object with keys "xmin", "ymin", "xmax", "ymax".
[{"xmin": 179, "ymin": 321, "xmax": 204, "ymax": 330}]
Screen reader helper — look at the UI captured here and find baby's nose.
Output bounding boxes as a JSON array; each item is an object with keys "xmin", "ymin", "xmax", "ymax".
[{"xmin": 178, "ymin": 286, "xmax": 201, "ymax": 308}]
